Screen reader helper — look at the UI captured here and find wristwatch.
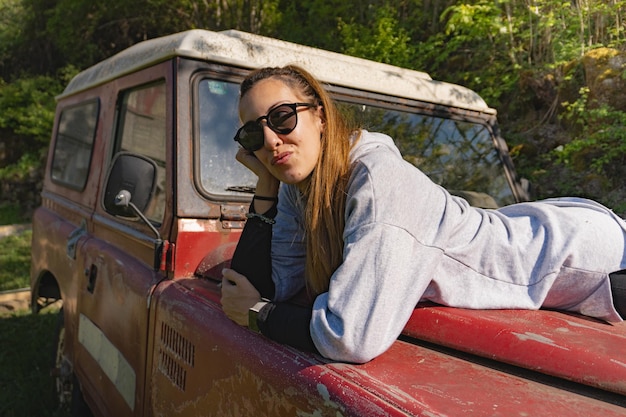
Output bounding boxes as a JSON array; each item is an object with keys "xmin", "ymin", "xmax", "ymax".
[{"xmin": 248, "ymin": 301, "xmax": 269, "ymax": 333}]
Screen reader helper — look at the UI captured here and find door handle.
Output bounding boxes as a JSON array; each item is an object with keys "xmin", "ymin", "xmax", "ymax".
[{"xmin": 86, "ymin": 264, "xmax": 98, "ymax": 293}]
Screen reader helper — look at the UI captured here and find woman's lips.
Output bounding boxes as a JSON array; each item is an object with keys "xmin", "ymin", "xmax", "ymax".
[{"xmin": 272, "ymin": 152, "xmax": 291, "ymax": 165}]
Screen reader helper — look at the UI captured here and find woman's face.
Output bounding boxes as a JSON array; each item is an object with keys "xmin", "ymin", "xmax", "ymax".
[{"xmin": 239, "ymin": 78, "xmax": 324, "ymax": 187}]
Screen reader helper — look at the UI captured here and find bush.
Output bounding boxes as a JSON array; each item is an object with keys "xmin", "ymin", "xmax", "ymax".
[
  {"xmin": 0, "ymin": 70, "xmax": 74, "ymax": 184},
  {"xmin": 0, "ymin": 229, "xmax": 32, "ymax": 291},
  {"xmin": 554, "ymin": 87, "xmax": 626, "ymax": 215},
  {"xmin": 0, "ymin": 203, "xmax": 29, "ymax": 225}
]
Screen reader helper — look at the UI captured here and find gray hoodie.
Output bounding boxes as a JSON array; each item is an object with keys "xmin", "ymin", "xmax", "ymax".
[{"xmin": 271, "ymin": 131, "xmax": 626, "ymax": 363}]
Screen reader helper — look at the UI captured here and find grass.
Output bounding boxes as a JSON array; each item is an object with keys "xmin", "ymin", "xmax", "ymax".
[
  {"xmin": 0, "ymin": 229, "xmax": 32, "ymax": 291},
  {"xmin": 0, "ymin": 308, "xmax": 69, "ymax": 417},
  {"xmin": 0, "ymin": 207, "xmax": 69, "ymax": 417}
]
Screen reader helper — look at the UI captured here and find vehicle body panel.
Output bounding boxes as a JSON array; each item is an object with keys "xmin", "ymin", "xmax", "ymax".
[
  {"xmin": 149, "ymin": 278, "xmax": 626, "ymax": 416},
  {"xmin": 403, "ymin": 304, "xmax": 626, "ymax": 396}
]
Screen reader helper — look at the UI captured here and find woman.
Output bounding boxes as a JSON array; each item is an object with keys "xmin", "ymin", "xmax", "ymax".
[{"xmin": 221, "ymin": 65, "xmax": 626, "ymax": 364}]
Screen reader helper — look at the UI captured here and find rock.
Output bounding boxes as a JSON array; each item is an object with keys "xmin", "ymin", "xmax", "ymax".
[{"xmin": 582, "ymin": 48, "xmax": 626, "ymax": 111}]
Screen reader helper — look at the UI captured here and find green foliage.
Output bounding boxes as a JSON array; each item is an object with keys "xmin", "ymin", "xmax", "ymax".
[
  {"xmin": 418, "ymin": 1, "xmax": 518, "ymax": 104},
  {"xmin": 0, "ymin": 0, "xmax": 25, "ymax": 65},
  {"xmin": 0, "ymin": 71, "xmax": 67, "ymax": 181},
  {"xmin": 45, "ymin": 0, "xmax": 104, "ymax": 68},
  {"xmin": 558, "ymin": 87, "xmax": 626, "ymax": 175},
  {"xmin": 0, "ymin": 75, "xmax": 61, "ymax": 141},
  {"xmin": 0, "ymin": 0, "xmax": 626, "ymax": 209},
  {"xmin": 278, "ymin": 0, "xmax": 430, "ymax": 58},
  {"xmin": 1, "ymin": 0, "xmax": 283, "ymax": 80},
  {"xmin": 0, "ymin": 229, "xmax": 32, "ymax": 291},
  {"xmin": 0, "ymin": 152, "xmax": 42, "ymax": 181},
  {"xmin": 0, "ymin": 203, "xmax": 28, "ymax": 225},
  {"xmin": 278, "ymin": 0, "xmax": 358, "ymax": 51},
  {"xmin": 339, "ymin": 5, "xmax": 415, "ymax": 67},
  {"xmin": 443, "ymin": 1, "xmax": 505, "ymax": 40}
]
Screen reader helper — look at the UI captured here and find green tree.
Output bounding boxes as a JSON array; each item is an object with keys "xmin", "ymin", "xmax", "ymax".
[
  {"xmin": 0, "ymin": 73, "xmax": 66, "ymax": 180},
  {"xmin": 0, "ymin": 0, "xmax": 24, "ymax": 78},
  {"xmin": 0, "ymin": 0, "xmax": 282, "ymax": 186},
  {"xmin": 339, "ymin": 5, "xmax": 415, "ymax": 67},
  {"xmin": 553, "ymin": 86, "xmax": 626, "ymax": 212},
  {"xmin": 0, "ymin": 0, "xmax": 283, "ymax": 81},
  {"xmin": 2, "ymin": 0, "xmax": 626, "ymax": 213},
  {"xmin": 0, "ymin": 0, "xmax": 62, "ymax": 80}
]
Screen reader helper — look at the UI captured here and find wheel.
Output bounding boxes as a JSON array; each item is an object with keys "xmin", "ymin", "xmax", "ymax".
[
  {"xmin": 70, "ymin": 374, "xmax": 93, "ymax": 417},
  {"xmin": 52, "ymin": 308, "xmax": 93, "ymax": 417},
  {"xmin": 52, "ymin": 309, "xmax": 71, "ymax": 410}
]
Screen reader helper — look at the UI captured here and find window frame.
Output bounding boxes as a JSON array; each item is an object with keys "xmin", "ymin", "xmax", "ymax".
[
  {"xmin": 111, "ymin": 79, "xmax": 168, "ymax": 225},
  {"xmin": 50, "ymin": 99, "xmax": 100, "ymax": 191}
]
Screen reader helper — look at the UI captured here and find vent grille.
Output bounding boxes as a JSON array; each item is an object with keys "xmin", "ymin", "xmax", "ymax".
[
  {"xmin": 157, "ymin": 322, "xmax": 196, "ymax": 391},
  {"xmin": 158, "ymin": 350, "xmax": 186, "ymax": 391}
]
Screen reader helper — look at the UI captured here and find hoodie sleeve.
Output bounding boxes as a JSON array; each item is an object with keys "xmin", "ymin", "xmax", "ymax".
[{"xmin": 310, "ymin": 139, "xmax": 449, "ymax": 363}]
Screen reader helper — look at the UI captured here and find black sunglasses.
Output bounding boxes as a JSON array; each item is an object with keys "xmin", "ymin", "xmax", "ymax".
[{"xmin": 234, "ymin": 102, "xmax": 317, "ymax": 151}]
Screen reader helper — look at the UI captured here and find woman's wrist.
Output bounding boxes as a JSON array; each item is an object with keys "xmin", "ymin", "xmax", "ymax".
[
  {"xmin": 255, "ymin": 174, "xmax": 279, "ymax": 196},
  {"xmin": 253, "ymin": 176, "xmax": 279, "ymax": 214}
]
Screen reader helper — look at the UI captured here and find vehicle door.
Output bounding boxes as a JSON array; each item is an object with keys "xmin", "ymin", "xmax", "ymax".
[
  {"xmin": 33, "ymin": 95, "xmax": 103, "ymax": 374},
  {"xmin": 73, "ymin": 62, "xmax": 174, "ymax": 417}
]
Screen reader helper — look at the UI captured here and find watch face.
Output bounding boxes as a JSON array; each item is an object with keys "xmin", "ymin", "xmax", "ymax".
[
  {"xmin": 248, "ymin": 309, "xmax": 259, "ymax": 332},
  {"xmin": 249, "ymin": 301, "xmax": 268, "ymax": 333}
]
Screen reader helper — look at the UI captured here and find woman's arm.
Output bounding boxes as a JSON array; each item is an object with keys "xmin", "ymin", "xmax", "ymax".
[
  {"xmin": 229, "ymin": 197, "xmax": 277, "ymax": 299},
  {"xmin": 308, "ymin": 153, "xmax": 446, "ymax": 363},
  {"xmin": 223, "ymin": 184, "xmax": 319, "ymax": 353},
  {"xmin": 256, "ymin": 302, "xmax": 317, "ymax": 352}
]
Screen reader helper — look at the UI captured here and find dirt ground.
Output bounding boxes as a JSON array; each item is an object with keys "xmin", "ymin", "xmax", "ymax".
[
  {"xmin": 0, "ymin": 288, "xmax": 31, "ymax": 315},
  {"xmin": 0, "ymin": 223, "xmax": 31, "ymax": 239}
]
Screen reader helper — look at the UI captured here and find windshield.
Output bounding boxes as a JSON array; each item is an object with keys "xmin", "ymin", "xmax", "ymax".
[
  {"xmin": 340, "ymin": 103, "xmax": 515, "ymax": 207},
  {"xmin": 196, "ymin": 78, "xmax": 515, "ymax": 207}
]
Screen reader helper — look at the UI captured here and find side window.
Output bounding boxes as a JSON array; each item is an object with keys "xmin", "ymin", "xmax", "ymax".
[
  {"xmin": 115, "ymin": 81, "xmax": 167, "ymax": 224},
  {"xmin": 196, "ymin": 78, "xmax": 257, "ymax": 197},
  {"xmin": 51, "ymin": 100, "xmax": 99, "ymax": 190}
]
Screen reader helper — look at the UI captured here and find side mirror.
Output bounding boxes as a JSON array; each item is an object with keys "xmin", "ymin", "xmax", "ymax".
[
  {"xmin": 104, "ymin": 152, "xmax": 157, "ymax": 217},
  {"xmin": 103, "ymin": 152, "xmax": 165, "ymax": 271}
]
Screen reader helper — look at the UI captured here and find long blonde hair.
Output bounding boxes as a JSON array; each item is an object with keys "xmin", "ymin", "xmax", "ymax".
[{"xmin": 240, "ymin": 65, "xmax": 360, "ymax": 295}]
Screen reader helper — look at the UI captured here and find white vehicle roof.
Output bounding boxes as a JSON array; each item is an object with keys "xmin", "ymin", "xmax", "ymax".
[{"xmin": 61, "ymin": 29, "xmax": 496, "ymax": 114}]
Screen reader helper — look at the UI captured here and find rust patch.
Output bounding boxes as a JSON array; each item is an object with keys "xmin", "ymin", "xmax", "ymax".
[{"xmin": 511, "ymin": 332, "xmax": 569, "ymax": 350}]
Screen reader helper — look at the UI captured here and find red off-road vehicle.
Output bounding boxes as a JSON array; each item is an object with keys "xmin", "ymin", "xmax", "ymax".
[{"xmin": 30, "ymin": 29, "xmax": 626, "ymax": 416}]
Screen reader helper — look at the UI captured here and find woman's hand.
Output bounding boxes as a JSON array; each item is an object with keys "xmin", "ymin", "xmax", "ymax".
[
  {"xmin": 221, "ymin": 268, "xmax": 262, "ymax": 326},
  {"xmin": 235, "ymin": 147, "xmax": 269, "ymax": 178},
  {"xmin": 235, "ymin": 147, "xmax": 280, "ymax": 212}
]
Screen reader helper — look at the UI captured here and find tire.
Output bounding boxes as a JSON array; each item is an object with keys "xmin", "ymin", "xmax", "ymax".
[
  {"xmin": 70, "ymin": 374, "xmax": 93, "ymax": 417},
  {"xmin": 52, "ymin": 308, "xmax": 93, "ymax": 417}
]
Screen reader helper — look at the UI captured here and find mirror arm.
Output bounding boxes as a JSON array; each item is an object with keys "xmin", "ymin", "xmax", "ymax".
[
  {"xmin": 114, "ymin": 190, "xmax": 162, "ymax": 241},
  {"xmin": 114, "ymin": 190, "xmax": 166, "ymax": 270}
]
